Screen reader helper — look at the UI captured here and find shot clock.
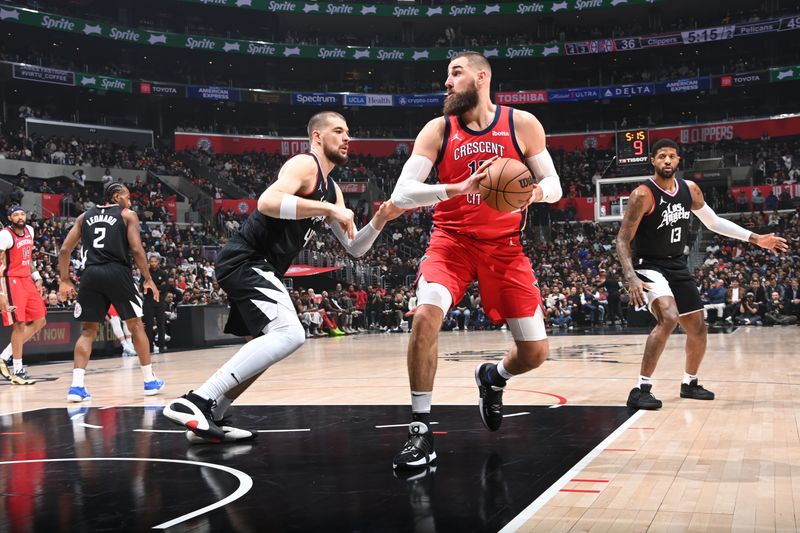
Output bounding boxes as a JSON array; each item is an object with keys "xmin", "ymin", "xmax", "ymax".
[{"xmin": 616, "ymin": 129, "xmax": 650, "ymax": 166}]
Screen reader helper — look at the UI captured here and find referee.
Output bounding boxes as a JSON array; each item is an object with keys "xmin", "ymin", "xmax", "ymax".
[{"xmin": 142, "ymin": 256, "xmax": 169, "ymax": 353}]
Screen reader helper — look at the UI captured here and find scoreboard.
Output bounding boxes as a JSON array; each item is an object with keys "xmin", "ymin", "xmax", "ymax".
[{"xmin": 616, "ymin": 129, "xmax": 650, "ymax": 166}]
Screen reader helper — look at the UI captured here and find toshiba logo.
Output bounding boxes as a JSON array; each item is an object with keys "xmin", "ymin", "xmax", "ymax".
[{"xmin": 492, "ymin": 131, "xmax": 510, "ymax": 137}]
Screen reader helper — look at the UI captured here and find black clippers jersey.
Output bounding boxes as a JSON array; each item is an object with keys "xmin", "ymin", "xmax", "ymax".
[
  {"xmin": 633, "ymin": 177, "xmax": 693, "ymax": 262},
  {"xmin": 81, "ymin": 204, "xmax": 131, "ymax": 267},
  {"xmin": 229, "ymin": 153, "xmax": 338, "ymax": 276}
]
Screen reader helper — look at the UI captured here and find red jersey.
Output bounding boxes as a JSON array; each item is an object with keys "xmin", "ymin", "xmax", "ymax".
[
  {"xmin": 434, "ymin": 105, "xmax": 526, "ymax": 241},
  {"xmin": 0, "ymin": 225, "xmax": 34, "ymax": 277}
]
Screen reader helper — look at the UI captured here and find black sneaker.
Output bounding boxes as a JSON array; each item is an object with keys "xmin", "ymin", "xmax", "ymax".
[
  {"xmin": 680, "ymin": 379, "xmax": 715, "ymax": 400},
  {"xmin": 393, "ymin": 422, "xmax": 437, "ymax": 470},
  {"xmin": 626, "ymin": 384, "xmax": 662, "ymax": 410},
  {"xmin": 163, "ymin": 392, "xmax": 226, "ymax": 442},
  {"xmin": 475, "ymin": 363, "xmax": 504, "ymax": 431}
]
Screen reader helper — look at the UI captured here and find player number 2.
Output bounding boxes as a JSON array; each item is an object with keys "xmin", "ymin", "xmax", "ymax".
[
  {"xmin": 670, "ymin": 227, "xmax": 681, "ymax": 243},
  {"xmin": 93, "ymin": 227, "xmax": 106, "ymax": 248}
]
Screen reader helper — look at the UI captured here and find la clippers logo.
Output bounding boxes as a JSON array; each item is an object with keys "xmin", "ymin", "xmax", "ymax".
[
  {"xmin": 237, "ymin": 202, "xmax": 249, "ymax": 214},
  {"xmin": 197, "ymin": 137, "xmax": 212, "ymax": 151}
]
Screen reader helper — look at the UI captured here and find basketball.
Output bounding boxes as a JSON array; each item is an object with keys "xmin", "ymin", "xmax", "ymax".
[{"xmin": 478, "ymin": 158, "xmax": 535, "ymax": 212}]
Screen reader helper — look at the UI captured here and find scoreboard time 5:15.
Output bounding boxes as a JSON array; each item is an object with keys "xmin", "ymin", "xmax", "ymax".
[{"xmin": 616, "ymin": 129, "xmax": 650, "ymax": 166}]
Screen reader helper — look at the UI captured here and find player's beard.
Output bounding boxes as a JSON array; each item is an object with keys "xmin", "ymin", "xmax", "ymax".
[
  {"xmin": 324, "ymin": 143, "xmax": 348, "ymax": 165},
  {"xmin": 655, "ymin": 165, "xmax": 676, "ymax": 179},
  {"xmin": 443, "ymin": 81, "xmax": 479, "ymax": 116},
  {"xmin": 12, "ymin": 219, "xmax": 25, "ymax": 230}
]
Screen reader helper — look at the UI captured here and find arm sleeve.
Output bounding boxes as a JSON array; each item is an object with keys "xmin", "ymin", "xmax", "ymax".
[
  {"xmin": 329, "ymin": 219, "xmax": 381, "ymax": 258},
  {"xmin": 692, "ymin": 203, "xmax": 753, "ymax": 242},
  {"xmin": 526, "ymin": 149, "xmax": 563, "ymax": 203},
  {"xmin": 389, "ymin": 154, "xmax": 447, "ymax": 209},
  {"xmin": 0, "ymin": 230, "xmax": 12, "ymax": 251}
]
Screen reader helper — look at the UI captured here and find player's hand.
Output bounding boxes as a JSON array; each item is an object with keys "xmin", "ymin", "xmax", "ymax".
[
  {"xmin": 329, "ymin": 205, "xmax": 355, "ymax": 240},
  {"xmin": 58, "ymin": 280, "xmax": 76, "ymax": 303},
  {"xmin": 0, "ymin": 294, "xmax": 15, "ymax": 315},
  {"xmin": 456, "ymin": 156, "xmax": 499, "ymax": 196},
  {"xmin": 753, "ymin": 233, "xmax": 788, "ymax": 254},
  {"xmin": 525, "ymin": 183, "xmax": 544, "ymax": 207},
  {"xmin": 374, "ymin": 201, "xmax": 405, "ymax": 226},
  {"xmin": 626, "ymin": 275, "xmax": 651, "ymax": 309},
  {"xmin": 144, "ymin": 279, "xmax": 160, "ymax": 303}
]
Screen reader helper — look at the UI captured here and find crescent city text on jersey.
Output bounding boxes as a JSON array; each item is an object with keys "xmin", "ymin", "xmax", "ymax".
[
  {"xmin": 86, "ymin": 214, "xmax": 118, "ymax": 226},
  {"xmin": 453, "ymin": 141, "xmax": 506, "ymax": 161}
]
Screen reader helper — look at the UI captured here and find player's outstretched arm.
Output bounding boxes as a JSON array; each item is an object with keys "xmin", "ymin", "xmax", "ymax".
[
  {"xmin": 514, "ymin": 111, "xmax": 562, "ymax": 205},
  {"xmin": 328, "ymin": 184, "xmax": 405, "ymax": 258},
  {"xmin": 615, "ymin": 186, "xmax": 653, "ymax": 308},
  {"xmin": 57, "ymin": 214, "xmax": 83, "ymax": 301},
  {"xmin": 687, "ymin": 181, "xmax": 788, "ymax": 254},
  {"xmin": 390, "ymin": 118, "xmax": 495, "ymax": 209}
]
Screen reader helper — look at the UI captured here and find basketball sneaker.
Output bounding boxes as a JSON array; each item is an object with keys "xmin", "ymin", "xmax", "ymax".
[
  {"xmin": 680, "ymin": 379, "xmax": 715, "ymax": 400},
  {"xmin": 163, "ymin": 392, "xmax": 226, "ymax": 442},
  {"xmin": 67, "ymin": 386, "xmax": 93, "ymax": 402},
  {"xmin": 143, "ymin": 377, "xmax": 166, "ymax": 396},
  {"xmin": 185, "ymin": 420, "xmax": 256, "ymax": 444},
  {"xmin": 0, "ymin": 357, "xmax": 11, "ymax": 381},
  {"xmin": 475, "ymin": 363, "xmax": 504, "ymax": 431},
  {"xmin": 393, "ymin": 421, "xmax": 437, "ymax": 470},
  {"xmin": 626, "ymin": 384, "xmax": 662, "ymax": 410},
  {"xmin": 10, "ymin": 368, "xmax": 35, "ymax": 385}
]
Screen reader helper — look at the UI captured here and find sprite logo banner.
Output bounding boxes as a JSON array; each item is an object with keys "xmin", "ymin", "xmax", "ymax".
[
  {"xmin": 771, "ymin": 65, "xmax": 800, "ymax": 82},
  {"xmin": 180, "ymin": 0, "xmax": 661, "ymax": 16},
  {"xmin": 0, "ymin": 4, "xmax": 562, "ymax": 60},
  {"xmin": 76, "ymin": 72, "xmax": 131, "ymax": 93}
]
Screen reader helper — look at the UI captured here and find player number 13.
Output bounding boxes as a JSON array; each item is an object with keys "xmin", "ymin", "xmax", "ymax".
[{"xmin": 669, "ymin": 227, "xmax": 681, "ymax": 244}]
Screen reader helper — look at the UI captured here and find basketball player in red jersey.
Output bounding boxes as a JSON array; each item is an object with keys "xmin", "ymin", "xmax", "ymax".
[
  {"xmin": 389, "ymin": 52, "xmax": 563, "ymax": 470},
  {"xmin": 0, "ymin": 206, "xmax": 47, "ymax": 385}
]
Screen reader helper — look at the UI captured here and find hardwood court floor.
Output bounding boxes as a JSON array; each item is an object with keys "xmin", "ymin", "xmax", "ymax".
[{"xmin": 1, "ymin": 325, "xmax": 799, "ymax": 532}]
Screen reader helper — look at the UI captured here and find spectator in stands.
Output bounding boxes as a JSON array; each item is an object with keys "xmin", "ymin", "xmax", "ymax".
[
  {"xmin": 702, "ymin": 278, "xmax": 727, "ymax": 323},
  {"xmin": 725, "ymin": 279, "xmax": 744, "ymax": 323},
  {"xmin": 101, "ymin": 168, "xmax": 113, "ymax": 187},
  {"xmin": 765, "ymin": 291, "xmax": 798, "ymax": 325},
  {"xmin": 450, "ymin": 293, "xmax": 472, "ymax": 331},
  {"xmin": 71, "ymin": 169, "xmax": 86, "ymax": 187},
  {"xmin": 785, "ymin": 279, "xmax": 800, "ymax": 319},
  {"xmin": 737, "ymin": 293, "xmax": 763, "ymax": 325}
]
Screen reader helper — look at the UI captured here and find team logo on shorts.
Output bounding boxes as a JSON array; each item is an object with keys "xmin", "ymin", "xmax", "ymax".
[{"xmin": 73, "ymin": 303, "xmax": 82, "ymax": 318}]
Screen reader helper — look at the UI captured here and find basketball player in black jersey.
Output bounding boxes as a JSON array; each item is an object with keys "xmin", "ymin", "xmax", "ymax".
[
  {"xmin": 58, "ymin": 182, "xmax": 165, "ymax": 402},
  {"xmin": 163, "ymin": 111, "xmax": 403, "ymax": 443},
  {"xmin": 617, "ymin": 139, "xmax": 788, "ymax": 409}
]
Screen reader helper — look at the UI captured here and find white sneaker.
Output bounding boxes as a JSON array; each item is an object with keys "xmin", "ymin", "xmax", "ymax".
[
  {"xmin": 154, "ymin": 346, "xmax": 160, "ymax": 354},
  {"xmin": 185, "ymin": 425, "xmax": 256, "ymax": 444}
]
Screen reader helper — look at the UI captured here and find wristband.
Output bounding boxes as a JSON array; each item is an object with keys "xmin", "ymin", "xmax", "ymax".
[{"xmin": 279, "ymin": 195, "xmax": 299, "ymax": 219}]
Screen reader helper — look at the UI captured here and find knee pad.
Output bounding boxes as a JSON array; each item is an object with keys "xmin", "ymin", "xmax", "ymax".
[{"xmin": 416, "ymin": 276, "xmax": 453, "ymax": 315}]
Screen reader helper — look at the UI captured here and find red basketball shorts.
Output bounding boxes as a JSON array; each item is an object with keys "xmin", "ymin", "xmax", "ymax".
[
  {"xmin": 417, "ymin": 228, "xmax": 542, "ymax": 323},
  {"xmin": 2, "ymin": 276, "xmax": 46, "ymax": 326}
]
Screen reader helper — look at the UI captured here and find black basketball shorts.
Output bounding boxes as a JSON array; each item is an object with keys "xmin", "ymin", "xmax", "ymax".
[
  {"xmin": 634, "ymin": 259, "xmax": 703, "ymax": 316},
  {"xmin": 216, "ymin": 258, "xmax": 296, "ymax": 338},
  {"xmin": 75, "ymin": 263, "xmax": 144, "ymax": 322}
]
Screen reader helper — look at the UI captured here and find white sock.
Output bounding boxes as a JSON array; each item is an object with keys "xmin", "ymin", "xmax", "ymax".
[
  {"xmin": 72, "ymin": 368, "xmax": 85, "ymax": 388},
  {"xmin": 195, "ymin": 313, "xmax": 305, "ymax": 401},
  {"xmin": 683, "ymin": 373, "xmax": 697, "ymax": 385},
  {"xmin": 124, "ymin": 340, "xmax": 135, "ymax": 352},
  {"xmin": 212, "ymin": 395, "xmax": 233, "ymax": 421},
  {"xmin": 1, "ymin": 343, "xmax": 10, "ymax": 360},
  {"xmin": 411, "ymin": 391, "xmax": 432, "ymax": 414},
  {"xmin": 638, "ymin": 375, "xmax": 651, "ymax": 387},
  {"xmin": 141, "ymin": 364, "xmax": 155, "ymax": 382},
  {"xmin": 12, "ymin": 359, "xmax": 23, "ymax": 373},
  {"xmin": 497, "ymin": 360, "xmax": 513, "ymax": 380}
]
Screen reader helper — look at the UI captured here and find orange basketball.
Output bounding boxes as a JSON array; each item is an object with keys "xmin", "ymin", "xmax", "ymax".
[{"xmin": 478, "ymin": 158, "xmax": 535, "ymax": 212}]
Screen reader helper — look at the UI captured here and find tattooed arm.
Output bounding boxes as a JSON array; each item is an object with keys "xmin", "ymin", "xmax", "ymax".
[{"xmin": 615, "ymin": 185, "xmax": 653, "ymax": 308}]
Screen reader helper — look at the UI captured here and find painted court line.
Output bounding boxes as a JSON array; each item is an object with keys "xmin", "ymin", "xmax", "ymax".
[
  {"xmin": 375, "ymin": 422, "xmax": 439, "ymax": 429},
  {"xmin": 499, "ymin": 409, "xmax": 645, "ymax": 532},
  {"xmin": 0, "ymin": 457, "xmax": 253, "ymax": 530},
  {"xmin": 502, "ymin": 411, "xmax": 531, "ymax": 418},
  {"xmin": 559, "ymin": 488, "xmax": 601, "ymax": 494},
  {"xmin": 256, "ymin": 428, "xmax": 311, "ymax": 433}
]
